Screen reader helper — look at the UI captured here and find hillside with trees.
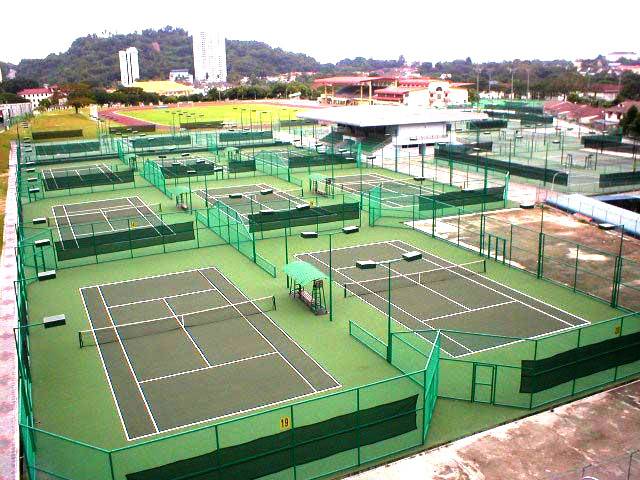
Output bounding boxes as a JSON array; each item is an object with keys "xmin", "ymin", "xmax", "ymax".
[{"xmin": 10, "ymin": 27, "xmax": 325, "ymax": 86}]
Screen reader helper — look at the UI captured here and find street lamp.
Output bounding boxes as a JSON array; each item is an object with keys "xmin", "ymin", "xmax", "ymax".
[
  {"xmin": 299, "ymin": 226, "xmax": 359, "ymax": 322},
  {"xmin": 355, "ymin": 250, "xmax": 422, "ymax": 362}
]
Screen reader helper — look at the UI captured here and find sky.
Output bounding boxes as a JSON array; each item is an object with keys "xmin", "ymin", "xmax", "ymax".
[{"xmin": 1, "ymin": 0, "xmax": 638, "ymax": 65}]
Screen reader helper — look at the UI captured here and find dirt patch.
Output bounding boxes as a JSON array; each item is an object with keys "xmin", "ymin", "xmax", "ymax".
[
  {"xmin": 429, "ymin": 205, "xmax": 640, "ymax": 311},
  {"xmin": 351, "ymin": 381, "xmax": 640, "ymax": 479}
]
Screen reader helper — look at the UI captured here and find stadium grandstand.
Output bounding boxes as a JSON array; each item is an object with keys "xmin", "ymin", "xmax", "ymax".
[
  {"xmin": 313, "ymin": 76, "xmax": 471, "ymax": 107},
  {"xmin": 298, "ymin": 105, "xmax": 486, "ymax": 153}
]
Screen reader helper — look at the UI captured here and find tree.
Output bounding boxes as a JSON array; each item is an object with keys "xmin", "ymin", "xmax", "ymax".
[
  {"xmin": 68, "ymin": 97, "xmax": 92, "ymax": 113},
  {"xmin": 38, "ymin": 99, "xmax": 52, "ymax": 111},
  {"xmin": 620, "ymin": 73, "xmax": 640, "ymax": 100},
  {"xmin": 0, "ymin": 78, "xmax": 39, "ymax": 94},
  {"xmin": 621, "ymin": 105, "xmax": 639, "ymax": 136}
]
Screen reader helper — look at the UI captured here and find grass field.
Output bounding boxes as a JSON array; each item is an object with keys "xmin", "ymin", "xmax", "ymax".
[{"xmin": 119, "ymin": 102, "xmax": 304, "ymax": 127}]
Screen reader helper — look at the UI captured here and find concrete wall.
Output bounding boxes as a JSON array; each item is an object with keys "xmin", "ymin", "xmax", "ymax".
[{"xmin": 395, "ymin": 123, "xmax": 447, "ymax": 146}]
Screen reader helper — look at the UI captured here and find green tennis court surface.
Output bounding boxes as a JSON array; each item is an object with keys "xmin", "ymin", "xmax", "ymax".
[
  {"xmin": 51, "ymin": 196, "xmax": 172, "ymax": 249},
  {"xmin": 327, "ymin": 173, "xmax": 452, "ymax": 207},
  {"xmin": 152, "ymin": 154, "xmax": 224, "ymax": 178},
  {"xmin": 194, "ymin": 183, "xmax": 304, "ymax": 221},
  {"xmin": 42, "ymin": 163, "xmax": 134, "ymax": 191},
  {"xmin": 80, "ymin": 266, "xmax": 339, "ymax": 440},
  {"xmin": 297, "ymin": 240, "xmax": 588, "ymax": 357}
]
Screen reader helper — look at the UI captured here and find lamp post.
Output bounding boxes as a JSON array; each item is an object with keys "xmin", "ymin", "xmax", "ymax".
[
  {"xmin": 355, "ymin": 251, "xmax": 422, "ymax": 362},
  {"xmin": 299, "ymin": 226, "xmax": 359, "ymax": 322}
]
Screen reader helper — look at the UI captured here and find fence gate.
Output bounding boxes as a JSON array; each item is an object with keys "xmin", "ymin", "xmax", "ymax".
[
  {"xmin": 471, "ymin": 363, "xmax": 496, "ymax": 404},
  {"xmin": 485, "ymin": 233, "xmax": 508, "ymax": 264}
]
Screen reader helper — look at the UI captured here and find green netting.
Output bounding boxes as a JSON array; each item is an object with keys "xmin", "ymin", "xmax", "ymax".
[
  {"xmin": 141, "ymin": 160, "xmax": 169, "ymax": 196},
  {"xmin": 368, "ymin": 185, "xmax": 382, "ymax": 226},
  {"xmin": 181, "ymin": 121, "xmax": 224, "ymax": 130},
  {"xmin": 254, "ymin": 154, "xmax": 304, "ymax": 187},
  {"xmin": 195, "ymin": 204, "xmax": 276, "ymax": 277},
  {"xmin": 434, "ymin": 144, "xmax": 568, "ymax": 185},
  {"xmin": 42, "ymin": 166, "xmax": 135, "ymax": 191},
  {"xmin": 468, "ymin": 119, "xmax": 507, "ymax": 130},
  {"xmin": 32, "ymin": 129, "xmax": 83, "ymax": 140},
  {"xmin": 219, "ymin": 130, "xmax": 273, "ymax": 142},
  {"xmin": 109, "ymin": 125, "xmax": 156, "ymax": 134},
  {"xmin": 130, "ymin": 135, "xmax": 192, "ymax": 149},
  {"xmin": 35, "ymin": 140, "xmax": 101, "ymax": 156},
  {"xmin": 247, "ymin": 201, "xmax": 360, "ymax": 233}
]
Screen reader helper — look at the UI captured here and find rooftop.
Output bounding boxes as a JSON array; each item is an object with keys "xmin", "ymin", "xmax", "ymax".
[{"xmin": 297, "ymin": 105, "xmax": 487, "ymax": 127}]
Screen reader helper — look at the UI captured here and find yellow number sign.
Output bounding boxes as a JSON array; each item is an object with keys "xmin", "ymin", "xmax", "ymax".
[
  {"xmin": 614, "ymin": 325, "xmax": 621, "ymax": 335},
  {"xmin": 279, "ymin": 415, "xmax": 291, "ymax": 431},
  {"xmin": 130, "ymin": 221, "xmax": 137, "ymax": 229}
]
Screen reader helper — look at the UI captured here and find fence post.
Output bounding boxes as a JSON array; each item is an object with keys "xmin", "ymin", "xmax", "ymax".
[{"xmin": 573, "ymin": 245, "xmax": 580, "ymax": 292}]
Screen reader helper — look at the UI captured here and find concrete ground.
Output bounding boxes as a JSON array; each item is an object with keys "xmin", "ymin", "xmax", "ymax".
[{"xmin": 348, "ymin": 381, "xmax": 640, "ymax": 480}]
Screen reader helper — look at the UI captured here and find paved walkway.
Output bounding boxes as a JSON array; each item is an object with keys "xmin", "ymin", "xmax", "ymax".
[
  {"xmin": 349, "ymin": 380, "xmax": 640, "ymax": 479},
  {"xmin": 0, "ymin": 142, "xmax": 19, "ymax": 480}
]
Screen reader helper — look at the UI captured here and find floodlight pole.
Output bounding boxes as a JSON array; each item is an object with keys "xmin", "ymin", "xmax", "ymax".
[
  {"xmin": 356, "ymin": 251, "xmax": 422, "ymax": 362},
  {"xmin": 301, "ymin": 227, "xmax": 359, "ymax": 321}
]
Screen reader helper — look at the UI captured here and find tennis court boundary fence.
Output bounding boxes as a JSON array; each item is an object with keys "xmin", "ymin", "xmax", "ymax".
[
  {"xmin": 426, "ymin": 210, "xmax": 640, "ymax": 312},
  {"xmin": 16, "ymin": 264, "xmax": 439, "ymax": 480},
  {"xmin": 350, "ymin": 307, "xmax": 640, "ymax": 410}
]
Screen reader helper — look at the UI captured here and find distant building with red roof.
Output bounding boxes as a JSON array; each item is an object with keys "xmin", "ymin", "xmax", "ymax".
[
  {"xmin": 17, "ymin": 87, "xmax": 53, "ymax": 109},
  {"xmin": 313, "ymin": 76, "xmax": 469, "ymax": 107}
]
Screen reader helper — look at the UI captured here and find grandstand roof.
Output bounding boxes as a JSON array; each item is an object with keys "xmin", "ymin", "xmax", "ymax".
[
  {"xmin": 297, "ymin": 105, "xmax": 487, "ymax": 127},
  {"xmin": 313, "ymin": 76, "xmax": 394, "ymax": 87},
  {"xmin": 131, "ymin": 80, "xmax": 195, "ymax": 95}
]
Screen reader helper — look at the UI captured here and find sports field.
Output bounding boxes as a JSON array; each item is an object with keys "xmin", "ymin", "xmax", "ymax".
[
  {"xmin": 12, "ymin": 121, "xmax": 639, "ymax": 480},
  {"xmin": 120, "ymin": 103, "xmax": 303, "ymax": 127}
]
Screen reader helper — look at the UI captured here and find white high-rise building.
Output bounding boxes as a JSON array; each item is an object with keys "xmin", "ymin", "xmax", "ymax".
[
  {"xmin": 118, "ymin": 47, "xmax": 140, "ymax": 87},
  {"xmin": 192, "ymin": 32, "xmax": 227, "ymax": 83}
]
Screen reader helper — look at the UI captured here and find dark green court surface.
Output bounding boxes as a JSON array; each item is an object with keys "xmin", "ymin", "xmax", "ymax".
[
  {"xmin": 79, "ymin": 266, "xmax": 339, "ymax": 440},
  {"xmin": 298, "ymin": 239, "xmax": 588, "ymax": 357},
  {"xmin": 42, "ymin": 163, "xmax": 134, "ymax": 191}
]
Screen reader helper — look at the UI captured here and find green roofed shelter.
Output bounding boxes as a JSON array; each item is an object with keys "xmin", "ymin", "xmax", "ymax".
[
  {"xmin": 283, "ymin": 261, "xmax": 328, "ymax": 315},
  {"xmin": 283, "ymin": 261, "xmax": 328, "ymax": 285}
]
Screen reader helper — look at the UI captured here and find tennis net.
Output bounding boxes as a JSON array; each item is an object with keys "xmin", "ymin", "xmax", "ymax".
[
  {"xmin": 343, "ymin": 260, "xmax": 486, "ymax": 297},
  {"xmin": 197, "ymin": 187, "xmax": 302, "ymax": 206},
  {"xmin": 78, "ymin": 295, "xmax": 276, "ymax": 347}
]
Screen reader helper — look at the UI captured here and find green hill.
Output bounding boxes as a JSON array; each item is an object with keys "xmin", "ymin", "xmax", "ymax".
[{"xmin": 12, "ymin": 26, "xmax": 323, "ymax": 86}]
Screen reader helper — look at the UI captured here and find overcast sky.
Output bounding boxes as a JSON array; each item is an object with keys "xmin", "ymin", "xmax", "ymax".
[{"xmin": 1, "ymin": 0, "xmax": 637, "ymax": 65}]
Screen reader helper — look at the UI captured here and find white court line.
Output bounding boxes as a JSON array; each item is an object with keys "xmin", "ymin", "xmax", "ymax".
[
  {"xmin": 54, "ymin": 195, "xmax": 136, "ymax": 211},
  {"xmin": 207, "ymin": 266, "xmax": 341, "ymax": 388},
  {"xmin": 109, "ymin": 288, "xmax": 220, "ymax": 309},
  {"xmin": 79, "ymin": 288, "xmax": 133, "ymax": 441},
  {"xmin": 421, "ymin": 301, "xmax": 516, "ymax": 324},
  {"xmin": 43, "ymin": 168, "xmax": 60, "ymax": 190},
  {"xmin": 195, "ymin": 270, "xmax": 317, "ymax": 392},
  {"xmin": 96, "ymin": 286, "xmax": 159, "ymax": 434},
  {"xmin": 98, "ymin": 208, "xmax": 117, "ymax": 232},
  {"xmin": 126, "ymin": 197, "xmax": 163, "ymax": 237},
  {"xmin": 61, "ymin": 204, "xmax": 79, "ymax": 249},
  {"xmin": 162, "ymin": 298, "xmax": 212, "ymax": 367},
  {"xmin": 301, "ymin": 252, "xmax": 472, "ymax": 356},
  {"xmin": 390, "ymin": 240, "xmax": 586, "ymax": 328},
  {"xmin": 139, "ymin": 352, "xmax": 278, "ymax": 384}
]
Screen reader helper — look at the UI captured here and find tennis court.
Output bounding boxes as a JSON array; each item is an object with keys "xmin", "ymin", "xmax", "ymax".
[
  {"xmin": 79, "ymin": 266, "xmax": 339, "ymax": 440},
  {"xmin": 51, "ymin": 196, "xmax": 172, "ymax": 250},
  {"xmin": 42, "ymin": 163, "xmax": 134, "ymax": 191},
  {"xmin": 152, "ymin": 154, "xmax": 223, "ymax": 178},
  {"xmin": 194, "ymin": 183, "xmax": 304, "ymax": 221},
  {"xmin": 327, "ymin": 173, "xmax": 452, "ymax": 207},
  {"xmin": 297, "ymin": 240, "xmax": 589, "ymax": 357}
]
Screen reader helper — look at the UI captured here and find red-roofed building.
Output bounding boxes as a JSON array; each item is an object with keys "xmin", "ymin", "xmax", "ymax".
[
  {"xmin": 17, "ymin": 87, "xmax": 53, "ymax": 109},
  {"xmin": 584, "ymin": 83, "xmax": 621, "ymax": 102},
  {"xmin": 313, "ymin": 76, "xmax": 469, "ymax": 107},
  {"xmin": 605, "ymin": 100, "xmax": 640, "ymax": 124}
]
